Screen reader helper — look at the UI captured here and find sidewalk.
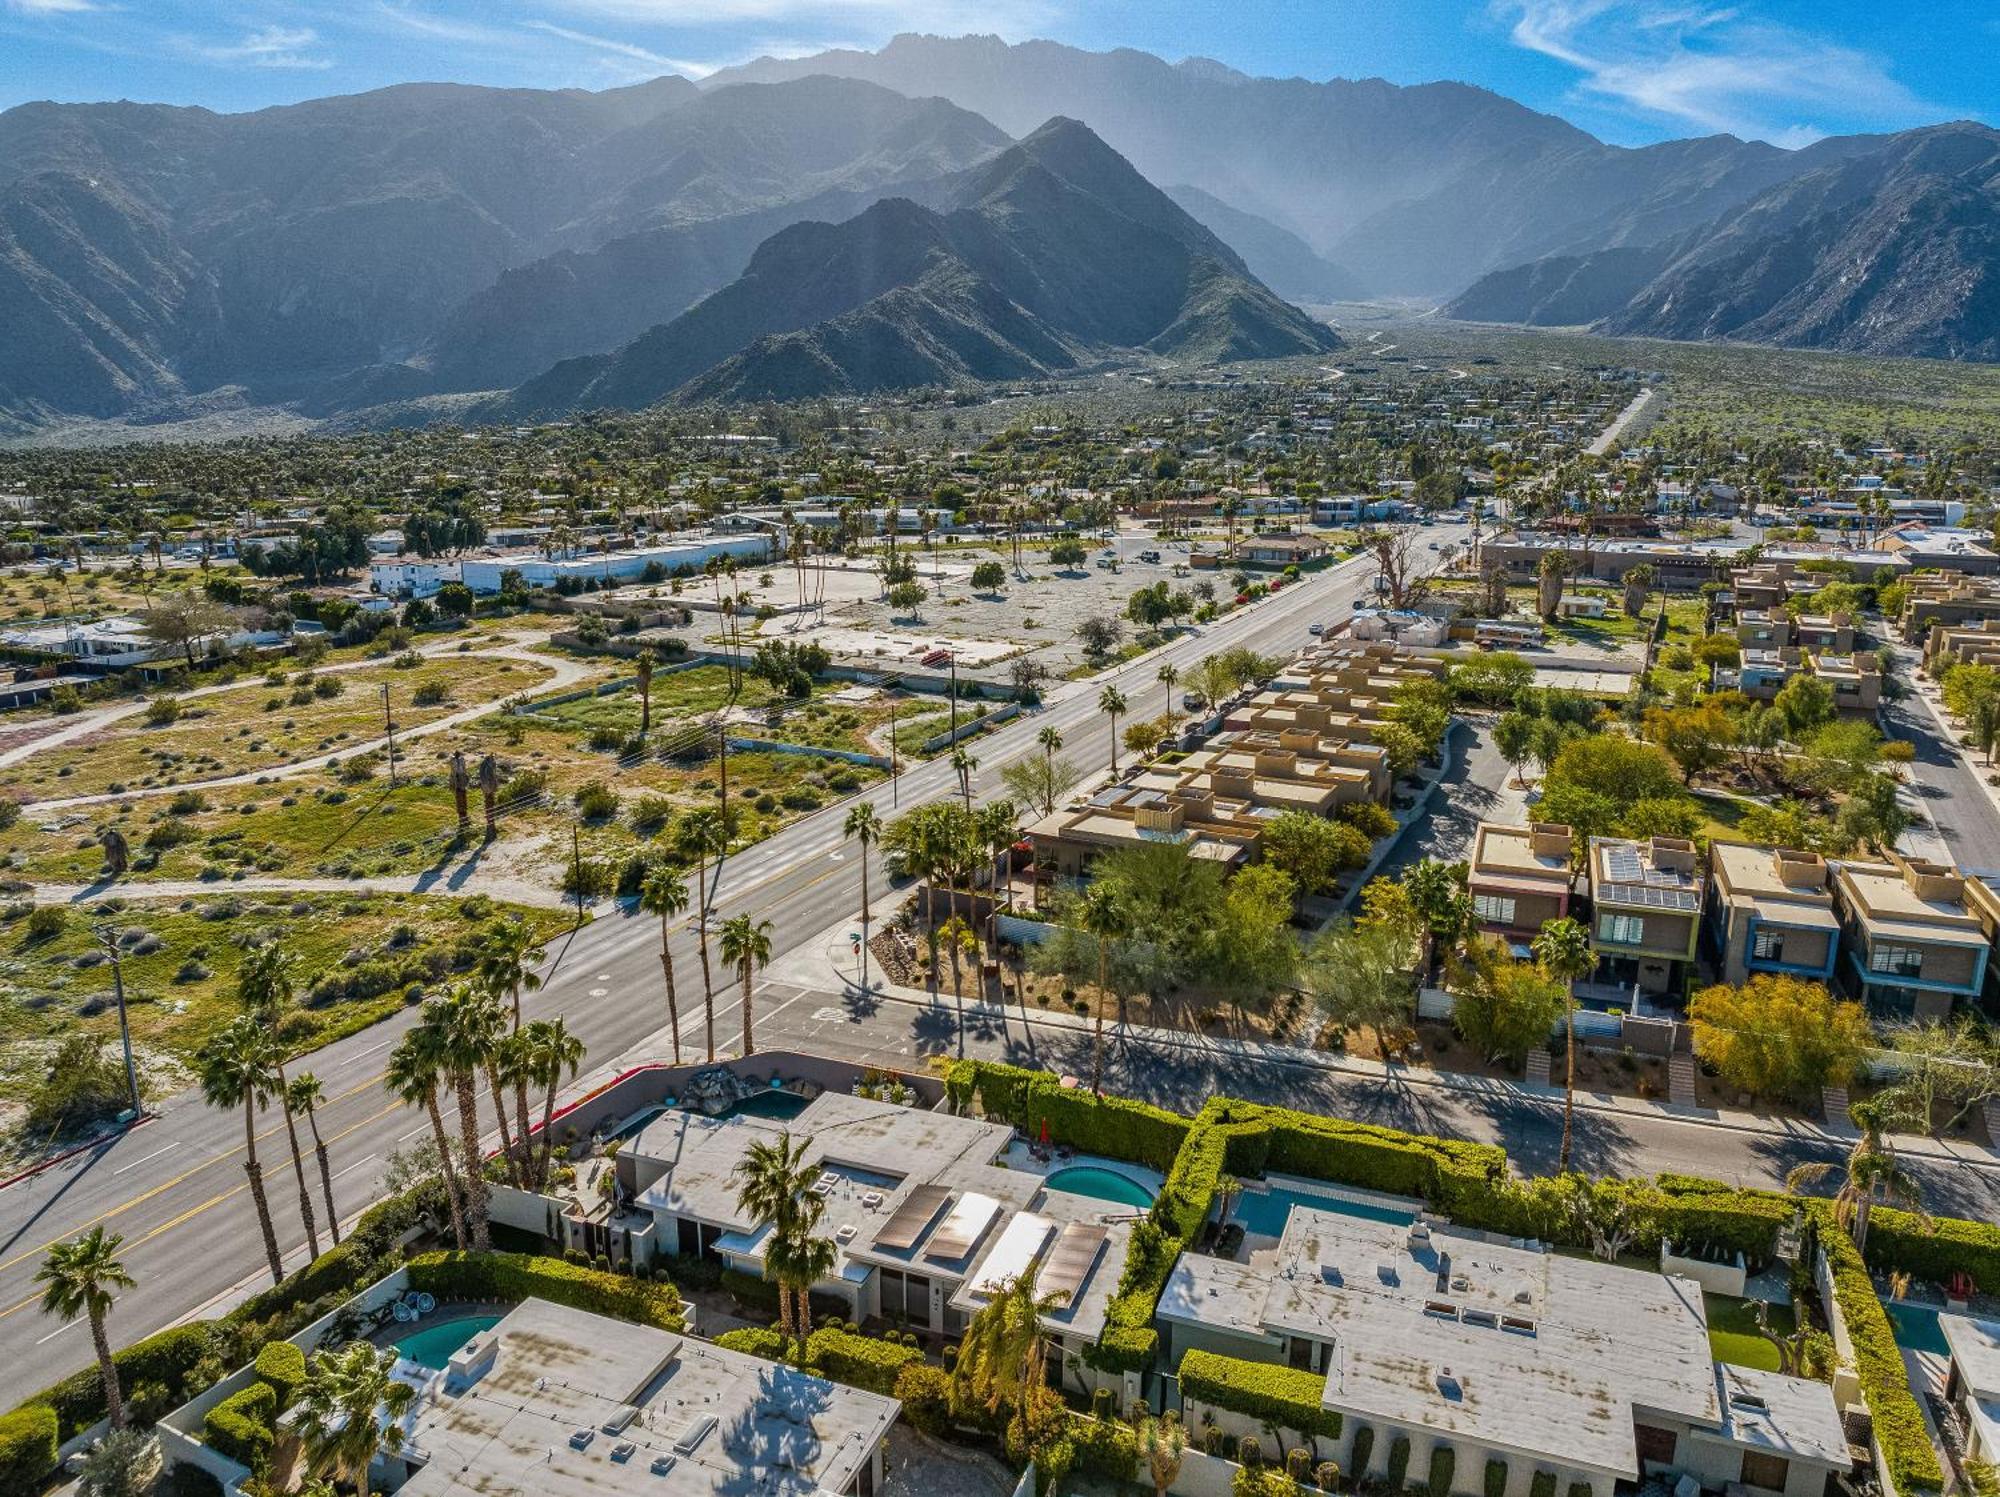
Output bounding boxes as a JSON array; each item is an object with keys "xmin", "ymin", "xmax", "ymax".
[{"xmin": 769, "ymin": 903, "xmax": 2000, "ymax": 1174}]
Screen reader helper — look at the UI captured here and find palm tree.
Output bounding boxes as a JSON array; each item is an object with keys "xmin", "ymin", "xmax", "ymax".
[
  {"xmin": 237, "ymin": 945, "xmax": 318, "ymax": 1260},
  {"xmin": 474, "ymin": 923, "xmax": 544, "ymax": 1179},
  {"xmin": 678, "ymin": 809, "xmax": 728, "ymax": 1060},
  {"xmin": 1136, "ymin": 1412, "xmax": 1190, "ymax": 1497},
  {"xmin": 385, "ymin": 1024, "xmax": 469, "ymax": 1250},
  {"xmin": 1536, "ymin": 549, "xmax": 1570, "ymax": 621},
  {"xmin": 844, "ymin": 803, "xmax": 882, "ymax": 992},
  {"xmin": 638, "ymin": 866, "xmax": 691, "ymax": 1064},
  {"xmin": 1036, "ymin": 724, "xmax": 1064, "ymax": 783},
  {"xmin": 523, "ymin": 1018, "xmax": 585, "ymax": 1189},
  {"xmin": 951, "ymin": 1262, "xmax": 1070, "ymax": 1418},
  {"xmin": 1532, "ymin": 917, "xmax": 1594, "ymax": 1174},
  {"xmin": 939, "ymin": 914, "xmax": 978, "ymax": 1012},
  {"xmin": 431, "ymin": 988, "xmax": 505, "ymax": 1251},
  {"xmin": 976, "ymin": 800, "xmax": 1018, "ymax": 958},
  {"xmin": 1157, "ymin": 662, "xmax": 1180, "ymax": 725},
  {"xmin": 1787, "ymin": 1101, "xmax": 1930, "ymax": 1254},
  {"xmin": 719, "ymin": 914, "xmax": 774, "ymax": 1057},
  {"xmin": 635, "ymin": 647, "xmax": 656, "ymax": 737},
  {"xmin": 951, "ymin": 746, "xmax": 978, "ymax": 815},
  {"xmin": 293, "ymin": 1342, "xmax": 415, "ymax": 1497},
  {"xmin": 197, "ymin": 1015, "xmax": 285, "ymax": 1284},
  {"xmin": 36, "ymin": 1228, "xmax": 135, "ymax": 1429},
  {"xmin": 764, "ymin": 1226, "xmax": 837, "ymax": 1355},
  {"xmin": 731, "ymin": 1132, "xmax": 822, "ymax": 1342},
  {"xmin": 1078, "ymin": 885, "xmax": 1128, "ymax": 1096},
  {"xmin": 1099, "ymin": 686, "xmax": 1128, "ymax": 773},
  {"xmin": 287, "ymin": 1072, "xmax": 340, "ymax": 1246}
]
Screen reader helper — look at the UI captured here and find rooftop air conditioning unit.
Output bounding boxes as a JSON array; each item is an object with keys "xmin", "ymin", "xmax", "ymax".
[
  {"xmin": 861, "ymin": 1192, "xmax": 884, "ymax": 1209},
  {"xmin": 569, "ymin": 1430, "xmax": 596, "ymax": 1451},
  {"xmin": 836, "ymin": 1224, "xmax": 857, "ymax": 1243}
]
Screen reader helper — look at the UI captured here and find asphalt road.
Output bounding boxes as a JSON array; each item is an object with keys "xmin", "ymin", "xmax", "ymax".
[
  {"xmin": 1882, "ymin": 649, "xmax": 2000, "ymax": 875},
  {"xmin": 0, "ymin": 548, "xmax": 1401, "ymax": 1390}
]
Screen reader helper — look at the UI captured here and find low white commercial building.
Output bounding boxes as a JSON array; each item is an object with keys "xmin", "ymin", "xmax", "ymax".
[
  {"xmin": 369, "ymin": 559, "xmax": 459, "ymax": 599},
  {"xmin": 1158, "ymin": 1211, "xmax": 1849, "ymax": 1497},
  {"xmin": 459, "ymin": 535, "xmax": 772, "ymax": 594}
]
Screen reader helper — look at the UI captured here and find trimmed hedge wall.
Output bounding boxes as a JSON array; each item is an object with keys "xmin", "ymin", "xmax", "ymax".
[
  {"xmin": 0, "ymin": 1406, "xmax": 57, "ymax": 1497},
  {"xmin": 946, "ymin": 1061, "xmax": 1190, "ymax": 1172},
  {"xmin": 1484, "ymin": 1458, "xmax": 1507, "ymax": 1497},
  {"xmin": 1386, "ymin": 1436, "xmax": 1411, "ymax": 1490},
  {"xmin": 805, "ymin": 1328, "xmax": 924, "ymax": 1396},
  {"xmin": 203, "ymin": 1383, "xmax": 276, "ymax": 1468},
  {"xmin": 30, "ymin": 1322, "xmax": 223, "ymax": 1442},
  {"xmin": 404, "ymin": 1251, "xmax": 684, "ymax": 1330},
  {"xmin": 253, "ymin": 1340, "xmax": 306, "ymax": 1408},
  {"xmin": 1177, "ymin": 1350, "xmax": 1343, "ymax": 1442},
  {"xmin": 1866, "ymin": 1207, "xmax": 2000, "ymax": 1296},
  {"xmin": 1813, "ymin": 1207, "xmax": 1943, "ymax": 1494}
]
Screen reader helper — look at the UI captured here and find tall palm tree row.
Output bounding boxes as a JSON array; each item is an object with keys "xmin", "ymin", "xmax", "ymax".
[
  {"xmin": 523, "ymin": 1018, "xmax": 586, "ymax": 1189},
  {"xmin": 474, "ymin": 922, "xmax": 545, "ymax": 1179},
  {"xmin": 428, "ymin": 987, "xmax": 505, "ymax": 1252},
  {"xmin": 287, "ymin": 1072, "xmax": 340, "ymax": 1247},
  {"xmin": 237, "ymin": 944, "xmax": 319, "ymax": 1259},
  {"xmin": 37, "ymin": 1228, "xmax": 135, "ymax": 1429},
  {"xmin": 385, "ymin": 1024, "xmax": 470, "ymax": 1251},
  {"xmin": 197, "ymin": 1015, "xmax": 287, "ymax": 1283},
  {"xmin": 678, "ymin": 808, "xmax": 728, "ymax": 1061},
  {"xmin": 638, "ymin": 865, "xmax": 691, "ymax": 1064},
  {"xmin": 844, "ymin": 803, "xmax": 881, "ymax": 992},
  {"xmin": 1078, "ymin": 885, "xmax": 1128, "ymax": 1097}
]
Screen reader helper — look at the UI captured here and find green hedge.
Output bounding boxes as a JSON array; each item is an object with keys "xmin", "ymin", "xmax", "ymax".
[
  {"xmin": 1177, "ymin": 1350, "xmax": 1343, "ymax": 1442},
  {"xmin": 893, "ymin": 1363, "xmax": 952, "ymax": 1437},
  {"xmin": 31, "ymin": 1322, "xmax": 223, "ymax": 1441},
  {"xmin": 1428, "ymin": 1446, "xmax": 1455, "ymax": 1497},
  {"xmin": 715, "ymin": 1327, "xmax": 791, "ymax": 1359},
  {"xmin": 804, "ymin": 1328, "xmax": 924, "ymax": 1396},
  {"xmin": 1814, "ymin": 1208, "xmax": 1942, "ymax": 1493},
  {"xmin": 1349, "ymin": 1426, "xmax": 1374, "ymax": 1481},
  {"xmin": 949, "ymin": 1061, "xmax": 1189, "ymax": 1172},
  {"xmin": 1867, "ymin": 1207, "xmax": 2000, "ymax": 1295},
  {"xmin": 203, "ymin": 1382, "xmax": 276, "ymax": 1468},
  {"xmin": 404, "ymin": 1252, "xmax": 684, "ymax": 1330},
  {"xmin": 253, "ymin": 1341, "xmax": 306, "ymax": 1408},
  {"xmin": 1566, "ymin": 1484, "xmax": 1591, "ymax": 1497},
  {"xmin": 1067, "ymin": 1416, "xmax": 1139, "ymax": 1481},
  {"xmin": 1530, "ymin": 1472, "xmax": 1555, "ymax": 1497},
  {"xmin": 1484, "ymin": 1458, "xmax": 1507, "ymax": 1497},
  {"xmin": 0, "ymin": 1406, "xmax": 58, "ymax": 1497}
]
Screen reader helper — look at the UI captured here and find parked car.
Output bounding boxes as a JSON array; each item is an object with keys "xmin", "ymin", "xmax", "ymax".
[
  {"xmin": 1308, "ymin": 622, "xmax": 1325, "ymax": 635},
  {"xmin": 1182, "ymin": 691, "xmax": 1208, "ymax": 711}
]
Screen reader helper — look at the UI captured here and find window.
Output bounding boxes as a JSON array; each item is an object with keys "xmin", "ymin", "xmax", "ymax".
[
  {"xmin": 1598, "ymin": 912, "xmax": 1645, "ymax": 945},
  {"xmin": 1751, "ymin": 927, "xmax": 1786, "ymax": 963},
  {"xmin": 1471, "ymin": 894, "xmax": 1516, "ymax": 925},
  {"xmin": 1739, "ymin": 1449, "xmax": 1789, "ymax": 1493},
  {"xmin": 1868, "ymin": 944, "xmax": 1925, "ymax": 978},
  {"xmin": 1634, "ymin": 1424, "xmax": 1677, "ymax": 1466},
  {"xmin": 877, "ymin": 1268, "xmax": 931, "ymax": 1328}
]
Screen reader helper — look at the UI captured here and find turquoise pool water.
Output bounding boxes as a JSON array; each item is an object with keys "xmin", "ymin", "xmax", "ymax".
[
  {"xmin": 1230, "ymin": 1184, "xmax": 1415, "ymax": 1237},
  {"xmin": 1045, "ymin": 1164, "xmax": 1156, "ymax": 1207},
  {"xmin": 1886, "ymin": 1302, "xmax": 1950, "ymax": 1357},
  {"xmin": 390, "ymin": 1314, "xmax": 501, "ymax": 1370}
]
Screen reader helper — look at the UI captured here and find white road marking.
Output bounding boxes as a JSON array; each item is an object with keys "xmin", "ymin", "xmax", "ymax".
[
  {"xmin": 331, "ymin": 1153, "xmax": 379, "ymax": 1181},
  {"xmin": 112, "ymin": 1142, "xmax": 181, "ymax": 1175}
]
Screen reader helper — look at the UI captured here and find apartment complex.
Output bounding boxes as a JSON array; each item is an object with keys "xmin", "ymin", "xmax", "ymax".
[
  {"xmin": 1898, "ymin": 574, "xmax": 2000, "ymax": 644},
  {"xmin": 1025, "ymin": 783, "xmax": 1264, "ymax": 880}
]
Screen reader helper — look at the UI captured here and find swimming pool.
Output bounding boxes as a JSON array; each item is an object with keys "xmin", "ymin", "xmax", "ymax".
[
  {"xmin": 681, "ymin": 1090, "xmax": 812, "ymax": 1122},
  {"xmin": 388, "ymin": 1314, "xmax": 502, "ymax": 1371},
  {"xmin": 1886, "ymin": 1301, "xmax": 1951, "ymax": 1357},
  {"xmin": 1229, "ymin": 1182, "xmax": 1416, "ymax": 1237},
  {"xmin": 1045, "ymin": 1164, "xmax": 1156, "ymax": 1208}
]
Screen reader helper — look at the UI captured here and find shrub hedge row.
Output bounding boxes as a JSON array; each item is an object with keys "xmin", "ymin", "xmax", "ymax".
[
  {"xmin": 202, "ymin": 1383, "xmax": 276, "ymax": 1468},
  {"xmin": 804, "ymin": 1328, "xmax": 924, "ymax": 1396},
  {"xmin": 403, "ymin": 1252, "xmax": 684, "ymax": 1330},
  {"xmin": 1865, "ymin": 1206, "xmax": 2000, "ymax": 1296},
  {"xmin": 252, "ymin": 1341, "xmax": 306, "ymax": 1408},
  {"xmin": 1176, "ymin": 1350, "xmax": 1343, "ymax": 1442},
  {"xmin": 945, "ymin": 1061, "xmax": 1190, "ymax": 1173},
  {"xmin": 0, "ymin": 1407, "xmax": 57, "ymax": 1497}
]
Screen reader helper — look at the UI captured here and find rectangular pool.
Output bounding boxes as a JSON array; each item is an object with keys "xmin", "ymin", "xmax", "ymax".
[
  {"xmin": 1230, "ymin": 1179, "xmax": 1417, "ymax": 1238},
  {"xmin": 1886, "ymin": 1301, "xmax": 1950, "ymax": 1357}
]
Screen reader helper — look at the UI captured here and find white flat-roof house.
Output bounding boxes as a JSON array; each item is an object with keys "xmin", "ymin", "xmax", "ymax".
[
  {"xmin": 370, "ymin": 559, "xmax": 459, "ymax": 599},
  {"xmin": 382, "ymin": 1297, "xmax": 897, "ymax": 1497},
  {"xmin": 1940, "ymin": 1312, "xmax": 2000, "ymax": 1467},
  {"xmin": 1157, "ymin": 1211, "xmax": 1848, "ymax": 1497},
  {"xmin": 459, "ymin": 535, "xmax": 772, "ymax": 594},
  {"xmin": 625, "ymin": 1093, "xmax": 1139, "ymax": 1395}
]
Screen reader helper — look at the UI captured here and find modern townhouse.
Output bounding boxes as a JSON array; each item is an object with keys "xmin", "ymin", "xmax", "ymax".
[
  {"xmin": 1026, "ymin": 783, "xmax": 1265, "ymax": 880},
  {"xmin": 1922, "ymin": 617, "xmax": 2000, "ymax": 673},
  {"xmin": 1830, "ymin": 855, "xmax": 1998, "ymax": 1020},
  {"xmin": 1705, "ymin": 844, "xmax": 1841, "ymax": 987},
  {"xmin": 1159, "ymin": 1212, "xmax": 1849, "ymax": 1497},
  {"xmin": 1792, "ymin": 611, "xmax": 1854, "ymax": 652},
  {"xmin": 1734, "ymin": 609, "xmax": 1793, "ymax": 649},
  {"xmin": 1466, "ymin": 822, "xmax": 1576, "ymax": 953},
  {"xmin": 1898, "ymin": 575, "xmax": 2000, "ymax": 644},
  {"xmin": 1939, "ymin": 1312, "xmax": 2000, "ymax": 1469},
  {"xmin": 1808, "ymin": 651, "xmax": 1881, "ymax": 712},
  {"xmin": 1585, "ymin": 835, "xmax": 1704, "ymax": 998}
]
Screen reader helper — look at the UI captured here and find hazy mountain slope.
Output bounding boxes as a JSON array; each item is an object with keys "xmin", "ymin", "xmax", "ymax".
[
  {"xmin": 1451, "ymin": 123, "xmax": 2000, "ymax": 361},
  {"xmin": 502, "ymin": 117, "xmax": 1336, "ymax": 413},
  {"xmin": 1164, "ymin": 184, "xmax": 1365, "ymax": 302},
  {"xmin": 702, "ymin": 34, "xmax": 1864, "ymax": 294},
  {"xmin": 0, "ymin": 75, "xmax": 1008, "ymax": 421}
]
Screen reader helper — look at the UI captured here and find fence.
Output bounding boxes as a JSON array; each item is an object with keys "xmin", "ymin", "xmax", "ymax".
[
  {"xmin": 919, "ymin": 702, "xmax": 1023, "ymax": 752},
  {"xmin": 724, "ymin": 735, "xmax": 890, "ymax": 769}
]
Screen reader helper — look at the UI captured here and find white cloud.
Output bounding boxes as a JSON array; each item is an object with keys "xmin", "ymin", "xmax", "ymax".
[
  {"xmin": 523, "ymin": 20, "xmax": 716, "ymax": 77},
  {"xmin": 1501, "ymin": 0, "xmax": 1941, "ymax": 144},
  {"xmin": 546, "ymin": 0, "xmax": 1056, "ymax": 42},
  {"xmin": 192, "ymin": 24, "xmax": 333, "ymax": 69},
  {"xmin": 5, "ymin": 0, "xmax": 97, "ymax": 14}
]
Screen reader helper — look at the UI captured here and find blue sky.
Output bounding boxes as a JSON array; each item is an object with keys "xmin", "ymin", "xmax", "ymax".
[{"xmin": 1, "ymin": 0, "xmax": 1992, "ymax": 148}]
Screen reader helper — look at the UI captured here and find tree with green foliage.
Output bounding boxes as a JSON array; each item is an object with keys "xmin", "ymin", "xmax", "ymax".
[
  {"xmin": 1262, "ymin": 810, "xmax": 1369, "ymax": 896},
  {"xmin": 1774, "ymin": 674, "xmax": 1836, "ymax": 740},
  {"xmin": 1099, "ymin": 685, "xmax": 1128, "ymax": 772},
  {"xmin": 972, "ymin": 560, "xmax": 1007, "ymax": 593},
  {"xmin": 37, "ymin": 1228, "xmax": 135, "ymax": 1430},
  {"xmin": 1787, "ymin": 1101, "xmax": 1928, "ymax": 1254},
  {"xmin": 732, "ymin": 1131, "xmax": 831, "ymax": 1343},
  {"xmin": 385, "ymin": 1024, "xmax": 469, "ymax": 1250},
  {"xmin": 1078, "ymin": 884, "xmax": 1129, "ymax": 1094},
  {"xmin": 197, "ymin": 1015, "xmax": 286, "ymax": 1283},
  {"xmin": 293, "ymin": 1342, "xmax": 415, "ymax": 1496},
  {"xmin": 1302, "ymin": 920, "xmax": 1416, "ymax": 1057},
  {"xmin": 522, "ymin": 1018, "xmax": 585, "ymax": 1188},
  {"xmin": 1642, "ymin": 702, "xmax": 1735, "ymax": 785},
  {"xmin": 720, "ymin": 914, "xmax": 774, "ymax": 1057},
  {"xmin": 1494, "ymin": 712, "xmax": 1538, "ymax": 787},
  {"xmin": 1449, "ymin": 937, "xmax": 1571, "ymax": 1068},
  {"xmin": 1691, "ymin": 975, "xmax": 1872, "ymax": 1104}
]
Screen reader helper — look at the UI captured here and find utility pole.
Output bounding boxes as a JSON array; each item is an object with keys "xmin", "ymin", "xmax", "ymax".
[
  {"xmin": 948, "ymin": 651, "xmax": 959, "ymax": 739},
  {"xmin": 382, "ymin": 682, "xmax": 398, "ymax": 788},
  {"xmin": 571, "ymin": 820, "xmax": 585, "ymax": 925},
  {"xmin": 888, "ymin": 695, "xmax": 899, "ymax": 807},
  {"xmin": 93, "ymin": 925, "xmax": 141, "ymax": 1120}
]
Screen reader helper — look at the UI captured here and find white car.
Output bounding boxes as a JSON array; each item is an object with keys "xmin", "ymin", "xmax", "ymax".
[{"xmin": 1308, "ymin": 623, "xmax": 1325, "ymax": 635}]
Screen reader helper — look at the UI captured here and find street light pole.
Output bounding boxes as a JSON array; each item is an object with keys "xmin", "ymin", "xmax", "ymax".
[
  {"xmin": 382, "ymin": 682, "xmax": 398, "ymax": 788},
  {"xmin": 94, "ymin": 925, "xmax": 141, "ymax": 1120},
  {"xmin": 888, "ymin": 694, "xmax": 899, "ymax": 807},
  {"xmin": 948, "ymin": 652, "xmax": 959, "ymax": 739}
]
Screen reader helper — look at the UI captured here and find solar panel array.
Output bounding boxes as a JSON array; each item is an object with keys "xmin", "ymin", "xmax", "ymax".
[
  {"xmin": 873, "ymin": 1184, "xmax": 951, "ymax": 1254},
  {"xmin": 1601, "ymin": 882, "xmax": 1699, "ymax": 912},
  {"xmin": 1038, "ymin": 1223, "xmax": 1108, "ymax": 1308},
  {"xmin": 924, "ymin": 1192, "xmax": 1001, "ymax": 1264}
]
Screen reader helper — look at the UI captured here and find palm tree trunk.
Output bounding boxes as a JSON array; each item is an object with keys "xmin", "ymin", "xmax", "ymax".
[
  {"xmin": 539, "ymin": 1081, "xmax": 563, "ymax": 1188},
  {"xmin": 426, "ymin": 1090, "xmax": 470, "ymax": 1250},
  {"xmin": 513, "ymin": 1078, "xmax": 534, "ymax": 1188},
  {"xmin": 274, "ymin": 1062, "xmax": 320, "ymax": 1260},
  {"xmin": 699, "ymin": 941, "xmax": 716, "ymax": 1063},
  {"xmin": 660, "ymin": 918, "xmax": 682, "ymax": 1065},
  {"xmin": 1855, "ymin": 1196, "xmax": 1873, "ymax": 1255},
  {"xmin": 485, "ymin": 1064, "xmax": 519, "ymax": 1186},
  {"xmin": 740, "ymin": 969, "xmax": 756, "ymax": 1057},
  {"xmin": 454, "ymin": 1074, "xmax": 491, "ymax": 1251},
  {"xmin": 92, "ymin": 1309, "xmax": 124, "ymax": 1429},
  {"xmin": 1091, "ymin": 948, "xmax": 1109, "ymax": 1096},
  {"xmin": 1558, "ymin": 1009, "xmax": 1577, "ymax": 1173},
  {"xmin": 245, "ymin": 1103, "xmax": 285, "ymax": 1284},
  {"xmin": 306, "ymin": 1105, "xmax": 340, "ymax": 1244}
]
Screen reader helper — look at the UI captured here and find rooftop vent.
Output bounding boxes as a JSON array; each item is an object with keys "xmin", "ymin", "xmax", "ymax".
[
  {"xmin": 651, "ymin": 1456, "xmax": 678, "ymax": 1477},
  {"xmin": 1376, "ymin": 1262, "xmax": 1399, "ymax": 1285},
  {"xmin": 1436, "ymin": 1367, "xmax": 1463, "ymax": 1400},
  {"xmin": 674, "ymin": 1416, "xmax": 717, "ymax": 1455},
  {"xmin": 836, "ymin": 1224, "xmax": 857, "ymax": 1243},
  {"xmin": 1424, "ymin": 1300, "xmax": 1458, "ymax": 1319},
  {"xmin": 612, "ymin": 1443, "xmax": 638, "ymax": 1464},
  {"xmin": 1501, "ymin": 1316, "xmax": 1537, "ymax": 1336},
  {"xmin": 602, "ymin": 1406, "xmax": 640, "ymax": 1436},
  {"xmin": 1406, "ymin": 1222, "xmax": 1431, "ymax": 1250},
  {"xmin": 1731, "ymin": 1391, "xmax": 1769, "ymax": 1413},
  {"xmin": 569, "ymin": 1430, "xmax": 596, "ymax": 1451},
  {"xmin": 861, "ymin": 1191, "xmax": 884, "ymax": 1209},
  {"xmin": 1319, "ymin": 1264, "xmax": 1342, "ymax": 1286},
  {"xmin": 811, "ymin": 1173, "xmax": 838, "ymax": 1195}
]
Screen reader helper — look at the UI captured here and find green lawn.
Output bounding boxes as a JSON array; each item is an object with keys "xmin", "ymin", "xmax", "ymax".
[
  {"xmin": 1692, "ymin": 790, "xmax": 1763, "ymax": 847},
  {"xmin": 1706, "ymin": 1295, "xmax": 1796, "ymax": 1372}
]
